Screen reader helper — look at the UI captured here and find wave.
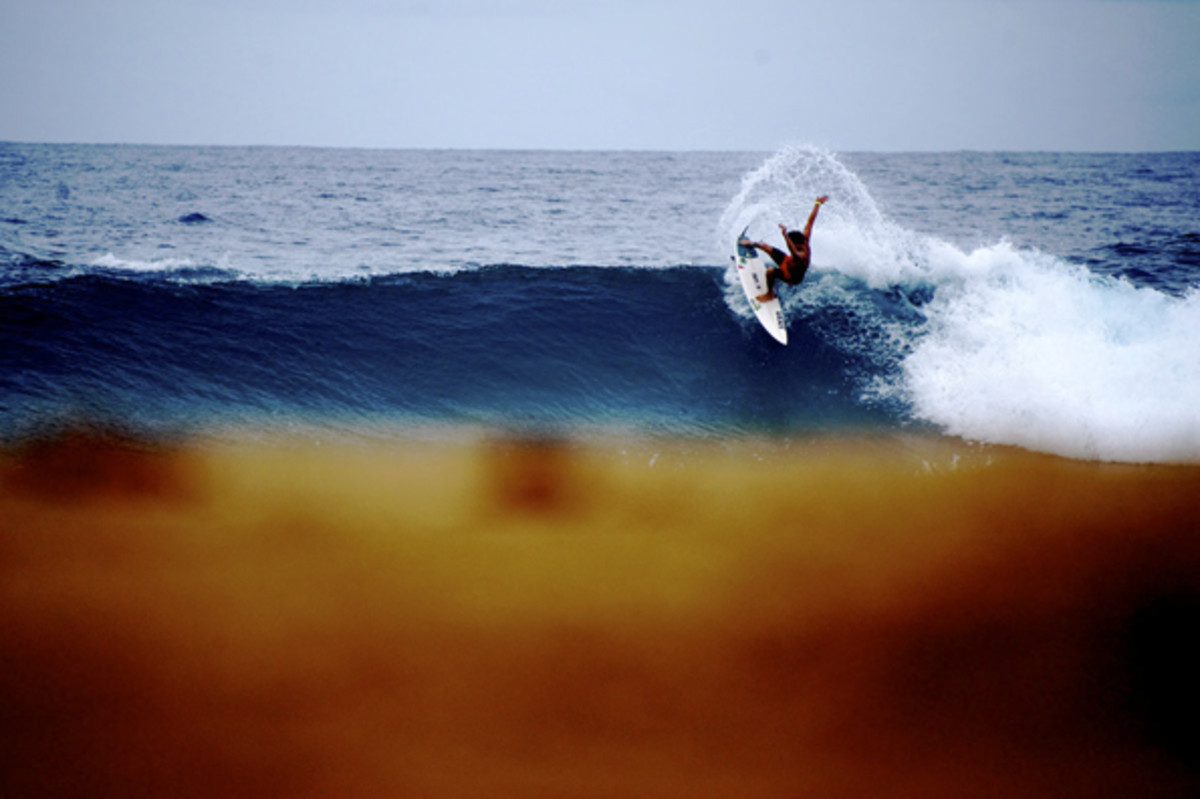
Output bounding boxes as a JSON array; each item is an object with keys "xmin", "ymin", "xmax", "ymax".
[
  {"xmin": 4, "ymin": 146, "xmax": 1198, "ymax": 462},
  {"xmin": 721, "ymin": 146, "xmax": 1200, "ymax": 463},
  {"xmin": 177, "ymin": 212, "xmax": 213, "ymax": 225}
]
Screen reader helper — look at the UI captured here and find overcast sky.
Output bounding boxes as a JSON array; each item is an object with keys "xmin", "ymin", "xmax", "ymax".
[{"xmin": 2, "ymin": 0, "xmax": 1197, "ymax": 151}]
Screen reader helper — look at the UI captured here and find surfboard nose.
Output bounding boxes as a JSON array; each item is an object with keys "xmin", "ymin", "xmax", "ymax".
[{"xmin": 736, "ymin": 226, "xmax": 756, "ymax": 257}]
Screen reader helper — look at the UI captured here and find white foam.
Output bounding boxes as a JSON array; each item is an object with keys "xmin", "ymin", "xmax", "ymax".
[
  {"xmin": 92, "ymin": 253, "xmax": 201, "ymax": 272},
  {"xmin": 903, "ymin": 249, "xmax": 1200, "ymax": 463}
]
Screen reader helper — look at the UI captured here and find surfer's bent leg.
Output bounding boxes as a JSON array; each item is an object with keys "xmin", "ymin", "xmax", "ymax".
[{"xmin": 757, "ymin": 267, "xmax": 779, "ymax": 302}]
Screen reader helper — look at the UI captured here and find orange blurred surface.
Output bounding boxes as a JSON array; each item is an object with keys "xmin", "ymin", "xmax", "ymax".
[{"xmin": 2, "ymin": 430, "xmax": 1199, "ymax": 797}]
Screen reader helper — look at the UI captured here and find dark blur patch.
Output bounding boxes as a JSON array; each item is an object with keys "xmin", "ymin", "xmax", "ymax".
[
  {"xmin": 483, "ymin": 435, "xmax": 586, "ymax": 517},
  {"xmin": 1, "ymin": 426, "xmax": 200, "ymax": 504}
]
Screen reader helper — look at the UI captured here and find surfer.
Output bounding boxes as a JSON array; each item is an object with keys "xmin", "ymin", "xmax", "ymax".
[{"xmin": 744, "ymin": 195, "xmax": 829, "ymax": 301}]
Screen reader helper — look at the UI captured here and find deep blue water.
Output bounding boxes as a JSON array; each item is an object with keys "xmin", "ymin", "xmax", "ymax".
[{"xmin": 2, "ymin": 144, "xmax": 1198, "ymax": 461}]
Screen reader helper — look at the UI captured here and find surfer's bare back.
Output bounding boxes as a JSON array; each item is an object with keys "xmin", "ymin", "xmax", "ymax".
[{"xmin": 745, "ymin": 195, "xmax": 829, "ymax": 302}]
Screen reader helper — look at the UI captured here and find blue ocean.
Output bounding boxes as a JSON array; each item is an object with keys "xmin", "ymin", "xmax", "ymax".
[{"xmin": 2, "ymin": 143, "xmax": 1198, "ymax": 462}]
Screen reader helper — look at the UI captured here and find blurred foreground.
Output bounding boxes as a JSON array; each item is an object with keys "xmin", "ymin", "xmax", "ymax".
[{"xmin": 2, "ymin": 430, "xmax": 1199, "ymax": 797}]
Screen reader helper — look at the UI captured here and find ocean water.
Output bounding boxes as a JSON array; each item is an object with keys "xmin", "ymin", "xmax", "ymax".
[{"xmin": 2, "ymin": 143, "xmax": 1198, "ymax": 462}]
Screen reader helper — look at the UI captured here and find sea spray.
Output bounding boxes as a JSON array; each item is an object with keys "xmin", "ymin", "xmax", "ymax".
[{"xmin": 718, "ymin": 144, "xmax": 928, "ymax": 288}]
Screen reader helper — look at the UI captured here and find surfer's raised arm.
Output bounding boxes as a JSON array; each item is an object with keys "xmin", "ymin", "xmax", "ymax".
[{"xmin": 801, "ymin": 195, "xmax": 829, "ymax": 239}]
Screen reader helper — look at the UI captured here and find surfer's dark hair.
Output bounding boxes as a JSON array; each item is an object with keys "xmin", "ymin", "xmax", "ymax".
[{"xmin": 787, "ymin": 230, "xmax": 806, "ymax": 245}]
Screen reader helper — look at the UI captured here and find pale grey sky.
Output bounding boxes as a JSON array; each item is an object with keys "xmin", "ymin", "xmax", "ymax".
[{"xmin": 2, "ymin": 0, "xmax": 1197, "ymax": 150}]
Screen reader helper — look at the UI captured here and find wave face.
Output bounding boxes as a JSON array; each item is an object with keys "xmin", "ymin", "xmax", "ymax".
[
  {"xmin": 0, "ymin": 264, "xmax": 898, "ymax": 437},
  {"xmin": 2, "ymin": 144, "xmax": 1198, "ymax": 460}
]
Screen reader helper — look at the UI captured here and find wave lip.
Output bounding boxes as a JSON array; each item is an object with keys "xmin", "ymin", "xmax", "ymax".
[{"xmin": 86, "ymin": 252, "xmax": 245, "ymax": 284}]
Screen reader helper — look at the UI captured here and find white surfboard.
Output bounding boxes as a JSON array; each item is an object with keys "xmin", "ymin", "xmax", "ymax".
[{"xmin": 733, "ymin": 229, "xmax": 788, "ymax": 345}]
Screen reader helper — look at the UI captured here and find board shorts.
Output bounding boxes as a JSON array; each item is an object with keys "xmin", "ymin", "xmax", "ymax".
[
  {"xmin": 762, "ymin": 247, "xmax": 810, "ymax": 285},
  {"xmin": 762, "ymin": 245, "xmax": 788, "ymax": 266}
]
